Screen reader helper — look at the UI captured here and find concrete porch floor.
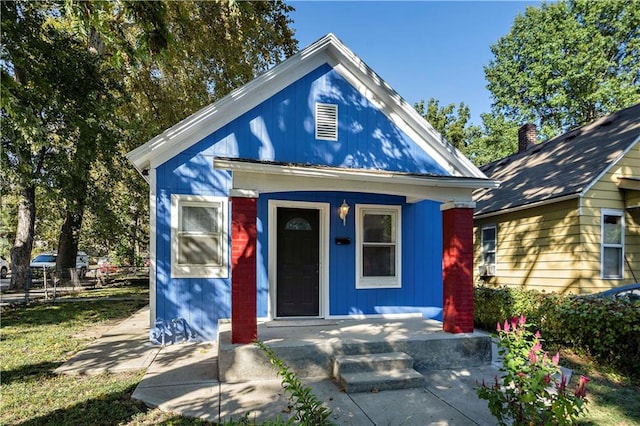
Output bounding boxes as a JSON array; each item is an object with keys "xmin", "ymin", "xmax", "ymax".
[{"xmin": 218, "ymin": 317, "xmax": 493, "ymax": 383}]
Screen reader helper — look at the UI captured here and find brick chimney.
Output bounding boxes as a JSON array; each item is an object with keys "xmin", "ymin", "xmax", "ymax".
[{"xmin": 518, "ymin": 123, "xmax": 537, "ymax": 153}]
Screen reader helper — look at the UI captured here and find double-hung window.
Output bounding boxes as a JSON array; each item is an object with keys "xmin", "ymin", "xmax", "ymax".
[
  {"xmin": 481, "ymin": 225, "xmax": 497, "ymax": 275},
  {"xmin": 601, "ymin": 209, "xmax": 624, "ymax": 279},
  {"xmin": 356, "ymin": 204, "xmax": 401, "ymax": 289},
  {"xmin": 171, "ymin": 195, "xmax": 228, "ymax": 278}
]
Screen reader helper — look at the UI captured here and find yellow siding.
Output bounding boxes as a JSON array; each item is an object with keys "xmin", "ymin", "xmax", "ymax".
[
  {"xmin": 474, "ymin": 142, "xmax": 640, "ymax": 295},
  {"xmin": 582, "ymin": 142, "xmax": 640, "ymax": 291},
  {"xmin": 474, "ymin": 199, "xmax": 583, "ymax": 295}
]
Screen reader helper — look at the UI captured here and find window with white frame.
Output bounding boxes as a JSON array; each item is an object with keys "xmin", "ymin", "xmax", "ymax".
[
  {"xmin": 171, "ymin": 194, "xmax": 228, "ymax": 278},
  {"xmin": 481, "ymin": 225, "xmax": 496, "ymax": 275},
  {"xmin": 356, "ymin": 204, "xmax": 401, "ymax": 289},
  {"xmin": 601, "ymin": 209, "xmax": 624, "ymax": 279}
]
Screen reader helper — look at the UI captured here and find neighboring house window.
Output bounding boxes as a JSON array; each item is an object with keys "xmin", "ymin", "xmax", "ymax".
[
  {"xmin": 315, "ymin": 103, "xmax": 338, "ymax": 140},
  {"xmin": 356, "ymin": 204, "xmax": 401, "ymax": 289},
  {"xmin": 601, "ymin": 209, "xmax": 624, "ymax": 279},
  {"xmin": 171, "ymin": 195, "xmax": 228, "ymax": 278},
  {"xmin": 481, "ymin": 225, "xmax": 496, "ymax": 276}
]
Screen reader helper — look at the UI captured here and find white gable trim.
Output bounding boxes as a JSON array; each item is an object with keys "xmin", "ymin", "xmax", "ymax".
[
  {"xmin": 580, "ymin": 134, "xmax": 640, "ymax": 197},
  {"xmin": 127, "ymin": 33, "xmax": 486, "ymax": 181}
]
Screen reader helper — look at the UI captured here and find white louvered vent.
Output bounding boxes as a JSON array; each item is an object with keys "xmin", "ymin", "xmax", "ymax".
[{"xmin": 315, "ymin": 103, "xmax": 338, "ymax": 141}]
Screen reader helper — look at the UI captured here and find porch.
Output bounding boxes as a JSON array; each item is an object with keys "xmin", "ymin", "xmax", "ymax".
[{"xmin": 217, "ymin": 317, "xmax": 492, "ymax": 383}]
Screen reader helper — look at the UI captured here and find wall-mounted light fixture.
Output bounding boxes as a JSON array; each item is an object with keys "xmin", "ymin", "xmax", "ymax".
[{"xmin": 339, "ymin": 199, "xmax": 350, "ymax": 226}]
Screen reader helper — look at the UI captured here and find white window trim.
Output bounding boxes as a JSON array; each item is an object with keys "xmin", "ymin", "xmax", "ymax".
[
  {"xmin": 601, "ymin": 208, "xmax": 624, "ymax": 279},
  {"xmin": 355, "ymin": 204, "xmax": 402, "ymax": 289},
  {"xmin": 481, "ymin": 224, "xmax": 497, "ymax": 270},
  {"xmin": 170, "ymin": 194, "xmax": 229, "ymax": 278}
]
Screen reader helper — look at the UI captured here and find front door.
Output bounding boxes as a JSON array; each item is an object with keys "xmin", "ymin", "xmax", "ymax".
[{"xmin": 276, "ymin": 207, "xmax": 320, "ymax": 317}]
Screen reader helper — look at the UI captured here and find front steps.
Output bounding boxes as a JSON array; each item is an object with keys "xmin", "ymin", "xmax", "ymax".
[{"xmin": 332, "ymin": 352, "xmax": 424, "ymax": 393}]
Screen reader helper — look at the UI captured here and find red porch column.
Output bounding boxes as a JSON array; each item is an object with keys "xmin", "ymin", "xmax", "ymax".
[
  {"xmin": 441, "ymin": 201, "xmax": 476, "ymax": 333},
  {"xmin": 230, "ymin": 196, "xmax": 257, "ymax": 344}
]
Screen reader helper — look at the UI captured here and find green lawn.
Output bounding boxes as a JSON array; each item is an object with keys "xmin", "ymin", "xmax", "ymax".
[{"xmin": 1, "ymin": 283, "xmax": 638, "ymax": 425}]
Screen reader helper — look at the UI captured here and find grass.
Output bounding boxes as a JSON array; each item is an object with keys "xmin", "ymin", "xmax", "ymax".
[
  {"xmin": 557, "ymin": 349, "xmax": 640, "ymax": 426},
  {"xmin": 0, "ymin": 282, "xmax": 210, "ymax": 425},
  {"xmin": 1, "ymin": 285, "xmax": 638, "ymax": 425}
]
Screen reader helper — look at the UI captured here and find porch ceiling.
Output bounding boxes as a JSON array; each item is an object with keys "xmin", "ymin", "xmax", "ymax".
[{"xmin": 214, "ymin": 157, "xmax": 498, "ymax": 203}]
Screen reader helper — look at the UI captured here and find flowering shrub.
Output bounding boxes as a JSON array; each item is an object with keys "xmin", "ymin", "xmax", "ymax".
[{"xmin": 477, "ymin": 315, "xmax": 589, "ymax": 425}]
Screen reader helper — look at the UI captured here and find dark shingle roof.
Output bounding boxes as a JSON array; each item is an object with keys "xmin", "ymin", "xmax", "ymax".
[{"xmin": 474, "ymin": 103, "xmax": 640, "ymax": 216}]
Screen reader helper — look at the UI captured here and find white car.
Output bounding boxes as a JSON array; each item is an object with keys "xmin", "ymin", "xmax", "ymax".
[
  {"xmin": 30, "ymin": 251, "xmax": 89, "ymax": 279},
  {"xmin": 0, "ymin": 256, "xmax": 8, "ymax": 279}
]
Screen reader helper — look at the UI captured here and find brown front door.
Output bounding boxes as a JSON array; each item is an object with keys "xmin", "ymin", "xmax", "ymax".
[{"xmin": 276, "ymin": 207, "xmax": 320, "ymax": 317}]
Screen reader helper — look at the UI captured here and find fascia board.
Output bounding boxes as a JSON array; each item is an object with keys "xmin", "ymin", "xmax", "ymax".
[
  {"xmin": 326, "ymin": 41, "xmax": 486, "ymax": 180},
  {"xmin": 474, "ymin": 193, "xmax": 580, "ymax": 219},
  {"xmin": 127, "ymin": 35, "xmax": 340, "ymax": 172},
  {"xmin": 580, "ymin": 134, "xmax": 640, "ymax": 197},
  {"xmin": 215, "ymin": 158, "xmax": 497, "ymax": 203}
]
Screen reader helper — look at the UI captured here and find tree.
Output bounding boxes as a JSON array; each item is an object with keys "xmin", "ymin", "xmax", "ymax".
[
  {"xmin": 415, "ymin": 98, "xmax": 482, "ymax": 159},
  {"xmin": 1, "ymin": 1, "xmax": 108, "ymax": 287},
  {"xmin": 485, "ymin": 0, "xmax": 640, "ymax": 139}
]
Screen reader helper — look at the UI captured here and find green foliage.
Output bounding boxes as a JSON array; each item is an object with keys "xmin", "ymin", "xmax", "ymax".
[
  {"xmin": 414, "ymin": 98, "xmax": 482, "ymax": 152},
  {"xmin": 474, "ymin": 286, "xmax": 640, "ymax": 378},
  {"xmin": 485, "ymin": 0, "xmax": 640, "ymax": 138},
  {"xmin": 254, "ymin": 340, "xmax": 333, "ymax": 426},
  {"xmin": 477, "ymin": 316, "xmax": 589, "ymax": 425}
]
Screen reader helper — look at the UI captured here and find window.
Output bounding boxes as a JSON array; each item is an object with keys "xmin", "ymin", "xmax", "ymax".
[
  {"xmin": 481, "ymin": 225, "xmax": 496, "ymax": 275},
  {"xmin": 315, "ymin": 103, "xmax": 338, "ymax": 140},
  {"xmin": 601, "ymin": 209, "xmax": 624, "ymax": 279},
  {"xmin": 356, "ymin": 204, "xmax": 401, "ymax": 288},
  {"xmin": 171, "ymin": 195, "xmax": 228, "ymax": 278}
]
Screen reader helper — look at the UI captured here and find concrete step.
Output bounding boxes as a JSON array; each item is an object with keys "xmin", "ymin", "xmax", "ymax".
[
  {"xmin": 332, "ymin": 352, "xmax": 414, "ymax": 377},
  {"xmin": 338, "ymin": 369, "xmax": 425, "ymax": 393}
]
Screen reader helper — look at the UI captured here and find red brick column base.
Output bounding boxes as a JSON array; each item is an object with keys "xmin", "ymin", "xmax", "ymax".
[
  {"xmin": 231, "ymin": 196, "xmax": 257, "ymax": 344},
  {"xmin": 441, "ymin": 203, "xmax": 475, "ymax": 333}
]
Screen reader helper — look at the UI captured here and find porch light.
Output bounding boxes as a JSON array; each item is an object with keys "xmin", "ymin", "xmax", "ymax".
[{"xmin": 339, "ymin": 200, "xmax": 350, "ymax": 226}]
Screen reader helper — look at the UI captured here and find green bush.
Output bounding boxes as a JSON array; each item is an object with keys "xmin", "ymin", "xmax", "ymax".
[{"xmin": 474, "ymin": 286, "xmax": 640, "ymax": 378}]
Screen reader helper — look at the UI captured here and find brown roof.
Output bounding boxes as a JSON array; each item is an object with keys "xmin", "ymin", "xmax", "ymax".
[{"xmin": 474, "ymin": 103, "xmax": 640, "ymax": 217}]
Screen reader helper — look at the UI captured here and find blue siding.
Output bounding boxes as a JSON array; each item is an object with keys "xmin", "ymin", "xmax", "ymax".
[
  {"xmin": 153, "ymin": 62, "xmax": 448, "ymax": 341},
  {"xmin": 257, "ymin": 192, "xmax": 443, "ymax": 320}
]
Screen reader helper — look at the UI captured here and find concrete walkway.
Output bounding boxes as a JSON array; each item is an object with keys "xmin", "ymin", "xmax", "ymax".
[{"xmin": 57, "ymin": 306, "xmax": 499, "ymax": 425}]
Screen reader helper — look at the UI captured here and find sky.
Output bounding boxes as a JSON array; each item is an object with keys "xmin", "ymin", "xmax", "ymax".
[{"xmin": 289, "ymin": 1, "xmax": 542, "ymax": 126}]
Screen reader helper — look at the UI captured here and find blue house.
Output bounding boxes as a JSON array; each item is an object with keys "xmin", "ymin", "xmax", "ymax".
[{"xmin": 127, "ymin": 34, "xmax": 497, "ymax": 343}]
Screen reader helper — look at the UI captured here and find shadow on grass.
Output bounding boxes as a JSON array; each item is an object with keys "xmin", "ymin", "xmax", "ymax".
[
  {"xmin": 16, "ymin": 382, "xmax": 216, "ymax": 426},
  {"xmin": 2, "ymin": 300, "xmax": 148, "ymax": 328},
  {"xmin": 1, "ymin": 361, "xmax": 63, "ymax": 386}
]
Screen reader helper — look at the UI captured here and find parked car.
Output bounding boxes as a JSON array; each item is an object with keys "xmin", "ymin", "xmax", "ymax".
[
  {"xmin": 30, "ymin": 252, "xmax": 89, "ymax": 279},
  {"xmin": 0, "ymin": 256, "xmax": 8, "ymax": 279},
  {"xmin": 585, "ymin": 283, "xmax": 640, "ymax": 302},
  {"xmin": 98, "ymin": 256, "xmax": 118, "ymax": 274}
]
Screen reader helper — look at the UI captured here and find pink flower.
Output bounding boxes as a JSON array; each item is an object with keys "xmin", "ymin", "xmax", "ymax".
[
  {"xmin": 511, "ymin": 317, "xmax": 518, "ymax": 330},
  {"xmin": 557, "ymin": 372, "xmax": 567, "ymax": 392},
  {"xmin": 519, "ymin": 314, "xmax": 526, "ymax": 326},
  {"xmin": 574, "ymin": 375, "xmax": 590, "ymax": 398},
  {"xmin": 529, "ymin": 349, "xmax": 538, "ymax": 364},
  {"xmin": 534, "ymin": 330, "xmax": 541, "ymax": 339},
  {"xmin": 552, "ymin": 352, "xmax": 560, "ymax": 366},
  {"xmin": 497, "ymin": 322, "xmax": 501, "ymax": 332},
  {"xmin": 531, "ymin": 341, "xmax": 542, "ymax": 352},
  {"xmin": 503, "ymin": 320, "xmax": 510, "ymax": 333}
]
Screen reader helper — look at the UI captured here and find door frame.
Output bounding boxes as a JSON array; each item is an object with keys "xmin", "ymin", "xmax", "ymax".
[{"xmin": 268, "ymin": 200, "xmax": 330, "ymax": 320}]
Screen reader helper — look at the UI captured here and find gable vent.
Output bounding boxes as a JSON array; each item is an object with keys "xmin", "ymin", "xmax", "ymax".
[{"xmin": 315, "ymin": 103, "xmax": 338, "ymax": 141}]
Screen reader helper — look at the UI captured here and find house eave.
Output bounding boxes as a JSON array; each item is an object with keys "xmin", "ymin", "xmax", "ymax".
[
  {"xmin": 215, "ymin": 157, "xmax": 497, "ymax": 204},
  {"xmin": 126, "ymin": 33, "xmax": 488, "ymax": 181},
  {"xmin": 474, "ymin": 193, "xmax": 580, "ymax": 220}
]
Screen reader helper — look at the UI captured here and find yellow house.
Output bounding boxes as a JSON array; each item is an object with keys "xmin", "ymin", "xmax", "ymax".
[{"xmin": 473, "ymin": 103, "xmax": 640, "ymax": 294}]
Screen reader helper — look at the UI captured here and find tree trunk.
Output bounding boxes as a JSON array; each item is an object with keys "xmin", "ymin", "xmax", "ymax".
[
  {"xmin": 56, "ymin": 186, "xmax": 86, "ymax": 279},
  {"xmin": 10, "ymin": 186, "xmax": 36, "ymax": 290}
]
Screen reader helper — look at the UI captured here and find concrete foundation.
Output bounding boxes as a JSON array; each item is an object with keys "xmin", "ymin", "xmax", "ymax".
[{"xmin": 217, "ymin": 317, "xmax": 492, "ymax": 383}]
